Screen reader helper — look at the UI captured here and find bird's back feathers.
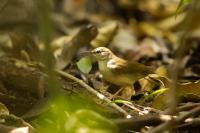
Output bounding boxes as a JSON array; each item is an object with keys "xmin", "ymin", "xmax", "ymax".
[{"xmin": 107, "ymin": 56, "xmax": 154, "ymax": 77}]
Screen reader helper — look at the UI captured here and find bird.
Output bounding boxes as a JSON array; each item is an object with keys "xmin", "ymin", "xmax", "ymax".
[{"xmin": 91, "ymin": 47, "xmax": 155, "ymax": 100}]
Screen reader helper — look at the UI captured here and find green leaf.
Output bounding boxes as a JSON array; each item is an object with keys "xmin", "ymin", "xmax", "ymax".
[
  {"xmin": 76, "ymin": 56, "xmax": 92, "ymax": 74},
  {"xmin": 65, "ymin": 109, "xmax": 118, "ymax": 133},
  {"xmin": 175, "ymin": 0, "xmax": 190, "ymax": 17},
  {"xmin": 111, "ymin": 99, "xmax": 132, "ymax": 104},
  {"xmin": 144, "ymin": 87, "xmax": 167, "ymax": 102},
  {"xmin": 138, "ymin": 87, "xmax": 168, "ymax": 109}
]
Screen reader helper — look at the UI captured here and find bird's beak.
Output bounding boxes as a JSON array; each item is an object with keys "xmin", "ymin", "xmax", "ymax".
[{"xmin": 79, "ymin": 51, "xmax": 92, "ymax": 56}]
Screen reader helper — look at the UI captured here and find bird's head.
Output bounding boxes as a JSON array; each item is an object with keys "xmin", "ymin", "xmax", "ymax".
[{"xmin": 91, "ymin": 47, "xmax": 113, "ymax": 61}]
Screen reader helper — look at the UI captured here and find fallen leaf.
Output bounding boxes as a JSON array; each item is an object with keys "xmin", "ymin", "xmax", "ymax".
[
  {"xmin": 151, "ymin": 77, "xmax": 200, "ymax": 110},
  {"xmin": 77, "ymin": 56, "xmax": 92, "ymax": 74}
]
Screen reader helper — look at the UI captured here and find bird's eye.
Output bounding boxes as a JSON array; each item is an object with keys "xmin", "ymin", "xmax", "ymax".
[{"xmin": 96, "ymin": 50, "xmax": 101, "ymax": 54}]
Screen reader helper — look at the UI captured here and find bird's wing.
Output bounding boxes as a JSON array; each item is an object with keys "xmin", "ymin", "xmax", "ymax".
[{"xmin": 108, "ymin": 58, "xmax": 154, "ymax": 76}]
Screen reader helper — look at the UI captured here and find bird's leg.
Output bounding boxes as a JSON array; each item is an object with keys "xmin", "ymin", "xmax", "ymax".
[
  {"xmin": 120, "ymin": 85, "xmax": 135, "ymax": 100},
  {"xmin": 110, "ymin": 87, "xmax": 124, "ymax": 100},
  {"xmin": 110, "ymin": 85, "xmax": 135, "ymax": 100},
  {"xmin": 144, "ymin": 75, "xmax": 164, "ymax": 87}
]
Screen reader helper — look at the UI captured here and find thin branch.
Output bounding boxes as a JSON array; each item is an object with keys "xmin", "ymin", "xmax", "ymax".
[
  {"xmin": 177, "ymin": 103, "xmax": 200, "ymax": 112},
  {"xmin": 113, "ymin": 115, "xmax": 165, "ymax": 131},
  {"xmin": 177, "ymin": 106, "xmax": 200, "ymax": 122},
  {"xmin": 148, "ymin": 121, "xmax": 174, "ymax": 133},
  {"xmin": 55, "ymin": 69, "xmax": 130, "ymax": 117},
  {"xmin": 148, "ymin": 106, "xmax": 200, "ymax": 133},
  {"xmin": 177, "ymin": 118, "xmax": 200, "ymax": 130}
]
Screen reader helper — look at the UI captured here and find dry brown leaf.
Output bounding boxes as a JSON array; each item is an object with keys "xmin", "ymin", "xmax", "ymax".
[
  {"xmin": 9, "ymin": 32, "xmax": 40, "ymax": 61},
  {"xmin": 55, "ymin": 25, "xmax": 98, "ymax": 70},
  {"xmin": 151, "ymin": 77, "xmax": 200, "ymax": 110},
  {"xmin": 91, "ymin": 21, "xmax": 118, "ymax": 48}
]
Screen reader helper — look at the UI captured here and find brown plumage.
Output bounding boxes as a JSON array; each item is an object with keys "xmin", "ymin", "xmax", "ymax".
[{"xmin": 91, "ymin": 47, "xmax": 154, "ymax": 99}]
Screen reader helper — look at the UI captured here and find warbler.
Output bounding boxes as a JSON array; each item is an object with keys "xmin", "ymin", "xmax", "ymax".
[{"xmin": 91, "ymin": 47, "xmax": 155, "ymax": 100}]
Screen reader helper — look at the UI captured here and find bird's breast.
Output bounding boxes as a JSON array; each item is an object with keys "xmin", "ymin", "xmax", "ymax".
[{"xmin": 98, "ymin": 61, "xmax": 133, "ymax": 86}]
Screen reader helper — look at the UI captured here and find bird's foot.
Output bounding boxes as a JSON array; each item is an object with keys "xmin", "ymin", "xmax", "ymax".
[{"xmin": 110, "ymin": 86, "xmax": 135, "ymax": 101}]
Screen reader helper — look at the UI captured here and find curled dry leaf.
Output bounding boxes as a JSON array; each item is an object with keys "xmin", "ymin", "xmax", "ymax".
[
  {"xmin": 91, "ymin": 21, "xmax": 118, "ymax": 48},
  {"xmin": 56, "ymin": 24, "xmax": 98, "ymax": 70}
]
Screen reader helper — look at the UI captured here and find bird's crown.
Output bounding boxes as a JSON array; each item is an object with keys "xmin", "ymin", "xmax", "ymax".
[{"xmin": 92, "ymin": 47, "xmax": 113, "ymax": 60}]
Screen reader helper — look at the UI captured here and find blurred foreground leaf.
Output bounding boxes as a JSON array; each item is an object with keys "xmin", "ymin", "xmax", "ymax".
[
  {"xmin": 65, "ymin": 109, "xmax": 118, "ymax": 133},
  {"xmin": 33, "ymin": 95, "xmax": 118, "ymax": 133}
]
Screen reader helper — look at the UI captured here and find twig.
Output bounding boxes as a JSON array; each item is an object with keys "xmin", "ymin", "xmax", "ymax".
[
  {"xmin": 164, "ymin": 102, "xmax": 200, "ymax": 114},
  {"xmin": 113, "ymin": 115, "xmax": 165, "ymax": 131},
  {"xmin": 148, "ymin": 121, "xmax": 174, "ymax": 133},
  {"xmin": 132, "ymin": 103, "xmax": 163, "ymax": 114},
  {"xmin": 177, "ymin": 118, "xmax": 200, "ymax": 130},
  {"xmin": 177, "ymin": 103, "xmax": 200, "ymax": 112},
  {"xmin": 148, "ymin": 106, "xmax": 200, "ymax": 133},
  {"xmin": 123, "ymin": 103, "xmax": 162, "ymax": 116},
  {"xmin": 177, "ymin": 106, "xmax": 200, "ymax": 122},
  {"xmin": 55, "ymin": 69, "xmax": 129, "ymax": 117},
  {"xmin": 123, "ymin": 103, "xmax": 144, "ymax": 115}
]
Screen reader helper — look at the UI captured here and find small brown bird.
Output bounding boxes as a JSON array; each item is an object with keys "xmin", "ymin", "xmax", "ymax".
[{"xmin": 91, "ymin": 47, "xmax": 154, "ymax": 100}]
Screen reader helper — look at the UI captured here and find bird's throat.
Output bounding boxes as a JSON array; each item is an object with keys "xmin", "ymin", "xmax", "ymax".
[{"xmin": 98, "ymin": 60, "xmax": 110, "ymax": 74}]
